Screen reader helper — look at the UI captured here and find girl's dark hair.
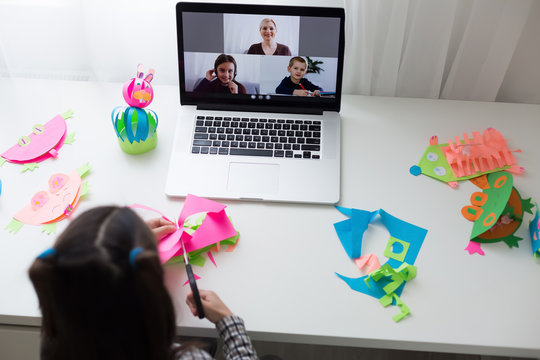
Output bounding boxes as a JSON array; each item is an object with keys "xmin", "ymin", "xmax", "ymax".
[{"xmin": 29, "ymin": 206, "xmax": 176, "ymax": 360}]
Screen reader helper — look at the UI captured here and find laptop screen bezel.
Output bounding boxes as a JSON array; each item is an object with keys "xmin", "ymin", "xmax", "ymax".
[{"xmin": 176, "ymin": 2, "xmax": 345, "ymax": 113}]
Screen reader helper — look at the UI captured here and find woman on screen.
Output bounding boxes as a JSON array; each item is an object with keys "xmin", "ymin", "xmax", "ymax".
[
  {"xmin": 247, "ymin": 18, "xmax": 291, "ymax": 56},
  {"xmin": 194, "ymin": 54, "xmax": 247, "ymax": 94}
]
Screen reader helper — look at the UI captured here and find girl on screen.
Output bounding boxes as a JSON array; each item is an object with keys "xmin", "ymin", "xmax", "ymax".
[
  {"xmin": 194, "ymin": 54, "xmax": 247, "ymax": 95},
  {"xmin": 247, "ymin": 18, "xmax": 291, "ymax": 56}
]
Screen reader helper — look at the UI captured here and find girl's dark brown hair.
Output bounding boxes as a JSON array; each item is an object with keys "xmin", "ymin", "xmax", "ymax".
[{"xmin": 29, "ymin": 206, "xmax": 176, "ymax": 360}]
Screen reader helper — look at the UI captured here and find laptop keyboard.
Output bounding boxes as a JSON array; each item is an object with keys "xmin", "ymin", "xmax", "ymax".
[{"xmin": 191, "ymin": 116, "xmax": 321, "ymax": 159}]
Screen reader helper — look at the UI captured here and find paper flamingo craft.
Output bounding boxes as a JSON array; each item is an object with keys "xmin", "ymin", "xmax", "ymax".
[
  {"xmin": 334, "ymin": 207, "xmax": 427, "ymax": 322},
  {"xmin": 461, "ymin": 172, "xmax": 534, "ymax": 255},
  {"xmin": 111, "ymin": 64, "xmax": 158, "ymax": 155},
  {"xmin": 130, "ymin": 194, "xmax": 239, "ymax": 269},
  {"xmin": 409, "ymin": 128, "xmax": 524, "ymax": 188},
  {"xmin": 5, "ymin": 164, "xmax": 91, "ymax": 235},
  {"xmin": 0, "ymin": 110, "xmax": 76, "ymax": 172}
]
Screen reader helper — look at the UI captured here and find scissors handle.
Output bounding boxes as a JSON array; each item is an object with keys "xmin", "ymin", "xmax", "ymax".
[{"xmin": 186, "ymin": 264, "xmax": 205, "ymax": 319}]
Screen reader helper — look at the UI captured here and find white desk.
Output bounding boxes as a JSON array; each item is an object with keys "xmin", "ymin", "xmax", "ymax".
[{"xmin": 1, "ymin": 79, "xmax": 539, "ymax": 358}]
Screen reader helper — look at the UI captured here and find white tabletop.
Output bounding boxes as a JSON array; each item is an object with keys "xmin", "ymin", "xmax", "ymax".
[{"xmin": 0, "ymin": 78, "xmax": 539, "ymax": 358}]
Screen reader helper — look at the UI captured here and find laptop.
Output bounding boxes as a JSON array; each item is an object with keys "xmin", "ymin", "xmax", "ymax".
[{"xmin": 165, "ymin": 2, "xmax": 345, "ymax": 204}]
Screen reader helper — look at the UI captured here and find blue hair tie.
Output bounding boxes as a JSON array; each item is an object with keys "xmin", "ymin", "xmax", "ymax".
[
  {"xmin": 129, "ymin": 247, "xmax": 144, "ymax": 267},
  {"xmin": 37, "ymin": 248, "xmax": 56, "ymax": 259}
]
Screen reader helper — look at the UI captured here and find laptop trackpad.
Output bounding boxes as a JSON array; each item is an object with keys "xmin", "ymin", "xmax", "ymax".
[{"xmin": 227, "ymin": 162, "xmax": 279, "ymax": 195}]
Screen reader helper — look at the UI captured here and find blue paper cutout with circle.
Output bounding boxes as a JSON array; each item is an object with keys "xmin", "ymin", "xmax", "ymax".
[{"xmin": 334, "ymin": 207, "xmax": 428, "ymax": 300}]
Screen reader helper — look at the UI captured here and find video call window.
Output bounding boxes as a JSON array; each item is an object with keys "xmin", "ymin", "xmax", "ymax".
[{"xmin": 182, "ymin": 12, "xmax": 341, "ymax": 98}]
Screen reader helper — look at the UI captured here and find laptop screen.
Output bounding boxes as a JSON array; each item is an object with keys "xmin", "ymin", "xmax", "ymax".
[{"xmin": 176, "ymin": 2, "xmax": 345, "ymax": 113}]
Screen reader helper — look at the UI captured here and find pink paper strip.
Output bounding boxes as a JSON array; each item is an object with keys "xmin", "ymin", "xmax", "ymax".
[
  {"xmin": 182, "ymin": 273, "xmax": 201, "ymax": 286},
  {"xmin": 207, "ymin": 251, "xmax": 217, "ymax": 267}
]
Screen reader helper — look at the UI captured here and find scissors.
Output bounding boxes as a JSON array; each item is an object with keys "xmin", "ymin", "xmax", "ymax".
[{"xmin": 181, "ymin": 237, "xmax": 205, "ymax": 319}]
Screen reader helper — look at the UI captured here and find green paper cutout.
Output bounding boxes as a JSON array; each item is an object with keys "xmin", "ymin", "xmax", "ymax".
[
  {"xmin": 384, "ymin": 237, "xmax": 410, "ymax": 262},
  {"xmin": 471, "ymin": 172, "xmax": 513, "ymax": 239},
  {"xmin": 391, "ymin": 294, "xmax": 411, "ymax": 322},
  {"xmin": 5, "ymin": 219, "xmax": 24, "ymax": 234},
  {"xmin": 21, "ymin": 163, "xmax": 39, "ymax": 173},
  {"xmin": 77, "ymin": 163, "xmax": 91, "ymax": 177},
  {"xmin": 117, "ymin": 132, "xmax": 157, "ymax": 155},
  {"xmin": 61, "ymin": 109, "xmax": 74, "ymax": 119},
  {"xmin": 0, "ymin": 158, "xmax": 6, "ymax": 167},
  {"xmin": 64, "ymin": 132, "xmax": 76, "ymax": 145},
  {"xmin": 80, "ymin": 181, "xmax": 90, "ymax": 198},
  {"xmin": 189, "ymin": 255, "xmax": 206, "ymax": 267},
  {"xmin": 502, "ymin": 235, "xmax": 522, "ymax": 248},
  {"xmin": 41, "ymin": 223, "xmax": 57, "ymax": 235}
]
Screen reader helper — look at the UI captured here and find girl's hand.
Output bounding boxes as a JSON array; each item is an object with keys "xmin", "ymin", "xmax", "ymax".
[
  {"xmin": 186, "ymin": 290, "xmax": 233, "ymax": 323},
  {"xmin": 145, "ymin": 218, "xmax": 177, "ymax": 241},
  {"xmin": 228, "ymin": 81, "xmax": 238, "ymax": 94},
  {"xmin": 205, "ymin": 69, "xmax": 217, "ymax": 81}
]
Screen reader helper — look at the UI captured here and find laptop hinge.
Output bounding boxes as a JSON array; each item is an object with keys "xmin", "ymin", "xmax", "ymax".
[{"xmin": 196, "ymin": 103, "xmax": 323, "ymax": 115}]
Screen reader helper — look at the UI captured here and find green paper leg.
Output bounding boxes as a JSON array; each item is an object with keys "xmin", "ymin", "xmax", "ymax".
[
  {"xmin": 5, "ymin": 219, "xmax": 24, "ymax": 234},
  {"xmin": 61, "ymin": 109, "xmax": 74, "ymax": 119},
  {"xmin": 41, "ymin": 223, "xmax": 57, "ymax": 235},
  {"xmin": 0, "ymin": 158, "xmax": 6, "ymax": 167},
  {"xmin": 392, "ymin": 294, "xmax": 411, "ymax": 322},
  {"xmin": 64, "ymin": 132, "xmax": 76, "ymax": 145},
  {"xmin": 77, "ymin": 163, "xmax": 91, "ymax": 177},
  {"xmin": 502, "ymin": 235, "xmax": 522, "ymax": 248},
  {"xmin": 22, "ymin": 163, "xmax": 39, "ymax": 173},
  {"xmin": 80, "ymin": 181, "xmax": 90, "ymax": 197}
]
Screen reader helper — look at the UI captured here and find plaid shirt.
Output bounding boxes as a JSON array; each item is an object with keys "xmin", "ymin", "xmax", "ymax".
[{"xmin": 176, "ymin": 315, "xmax": 258, "ymax": 360}]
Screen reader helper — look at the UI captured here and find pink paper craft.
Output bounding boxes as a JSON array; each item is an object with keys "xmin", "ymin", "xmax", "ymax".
[
  {"xmin": 182, "ymin": 273, "xmax": 201, "ymax": 286},
  {"xmin": 464, "ymin": 241, "xmax": 485, "ymax": 256},
  {"xmin": 2, "ymin": 114, "xmax": 68, "ymax": 163},
  {"xmin": 441, "ymin": 128, "xmax": 520, "ymax": 178},
  {"xmin": 354, "ymin": 254, "xmax": 381, "ymax": 274},
  {"xmin": 14, "ymin": 171, "xmax": 82, "ymax": 226}
]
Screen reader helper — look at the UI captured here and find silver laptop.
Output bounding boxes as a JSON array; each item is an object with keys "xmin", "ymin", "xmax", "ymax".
[{"xmin": 165, "ymin": 2, "xmax": 345, "ymax": 204}]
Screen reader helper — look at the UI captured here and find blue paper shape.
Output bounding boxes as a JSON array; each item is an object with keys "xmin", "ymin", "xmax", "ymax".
[
  {"xmin": 530, "ymin": 206, "xmax": 540, "ymax": 257},
  {"xmin": 334, "ymin": 207, "xmax": 427, "ymax": 300}
]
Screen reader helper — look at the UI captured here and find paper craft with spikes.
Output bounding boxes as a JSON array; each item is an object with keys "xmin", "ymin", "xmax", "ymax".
[
  {"xmin": 409, "ymin": 128, "xmax": 523, "ymax": 188},
  {"xmin": 5, "ymin": 164, "xmax": 91, "ymax": 235},
  {"xmin": 0, "ymin": 110, "xmax": 76, "ymax": 172},
  {"xmin": 461, "ymin": 172, "xmax": 533, "ymax": 255}
]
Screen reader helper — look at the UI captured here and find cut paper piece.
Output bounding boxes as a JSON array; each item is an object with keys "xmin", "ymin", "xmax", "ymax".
[
  {"xmin": 461, "ymin": 172, "xmax": 534, "ymax": 254},
  {"xmin": 334, "ymin": 207, "xmax": 427, "ymax": 321},
  {"xmin": 529, "ymin": 202, "xmax": 540, "ymax": 259},
  {"xmin": 384, "ymin": 237, "xmax": 410, "ymax": 262},
  {"xmin": 354, "ymin": 254, "xmax": 381, "ymax": 274},
  {"xmin": 129, "ymin": 196, "xmax": 239, "ymax": 269},
  {"xmin": 207, "ymin": 251, "xmax": 217, "ymax": 267},
  {"xmin": 1, "ymin": 110, "xmax": 75, "ymax": 172},
  {"xmin": 183, "ymin": 273, "xmax": 201, "ymax": 286},
  {"xmin": 5, "ymin": 164, "xmax": 91, "ymax": 234},
  {"xmin": 410, "ymin": 128, "xmax": 524, "ymax": 188}
]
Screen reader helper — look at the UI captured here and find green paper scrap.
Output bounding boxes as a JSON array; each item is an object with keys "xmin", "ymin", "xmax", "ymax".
[
  {"xmin": 384, "ymin": 237, "xmax": 410, "ymax": 262},
  {"xmin": 189, "ymin": 255, "xmax": 206, "ymax": 267},
  {"xmin": 0, "ymin": 158, "xmax": 6, "ymax": 167},
  {"xmin": 364, "ymin": 263, "xmax": 416, "ymax": 322},
  {"xmin": 64, "ymin": 132, "xmax": 76, "ymax": 145},
  {"xmin": 80, "ymin": 181, "xmax": 90, "ymax": 197},
  {"xmin": 5, "ymin": 219, "xmax": 24, "ymax": 234},
  {"xmin": 21, "ymin": 163, "xmax": 39, "ymax": 173},
  {"xmin": 77, "ymin": 163, "xmax": 91, "ymax": 177},
  {"xmin": 41, "ymin": 223, "xmax": 57, "ymax": 235},
  {"xmin": 61, "ymin": 109, "xmax": 74, "ymax": 119}
]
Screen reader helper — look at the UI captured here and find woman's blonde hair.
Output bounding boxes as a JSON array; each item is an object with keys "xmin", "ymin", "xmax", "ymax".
[{"xmin": 259, "ymin": 18, "xmax": 277, "ymax": 30}]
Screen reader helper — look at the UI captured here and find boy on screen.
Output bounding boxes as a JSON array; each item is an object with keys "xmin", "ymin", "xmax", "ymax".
[{"xmin": 275, "ymin": 56, "xmax": 322, "ymax": 96}]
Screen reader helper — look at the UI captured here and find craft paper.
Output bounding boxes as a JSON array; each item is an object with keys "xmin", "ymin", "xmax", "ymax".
[
  {"xmin": 461, "ymin": 172, "xmax": 533, "ymax": 253},
  {"xmin": 334, "ymin": 207, "xmax": 427, "ymax": 319},
  {"xmin": 5, "ymin": 164, "xmax": 91, "ymax": 234},
  {"xmin": 1, "ymin": 111, "xmax": 75, "ymax": 170},
  {"xmin": 130, "ymin": 195, "xmax": 239, "ymax": 265},
  {"xmin": 410, "ymin": 128, "xmax": 523, "ymax": 188},
  {"xmin": 354, "ymin": 254, "xmax": 381, "ymax": 274},
  {"xmin": 529, "ymin": 203, "xmax": 540, "ymax": 258}
]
